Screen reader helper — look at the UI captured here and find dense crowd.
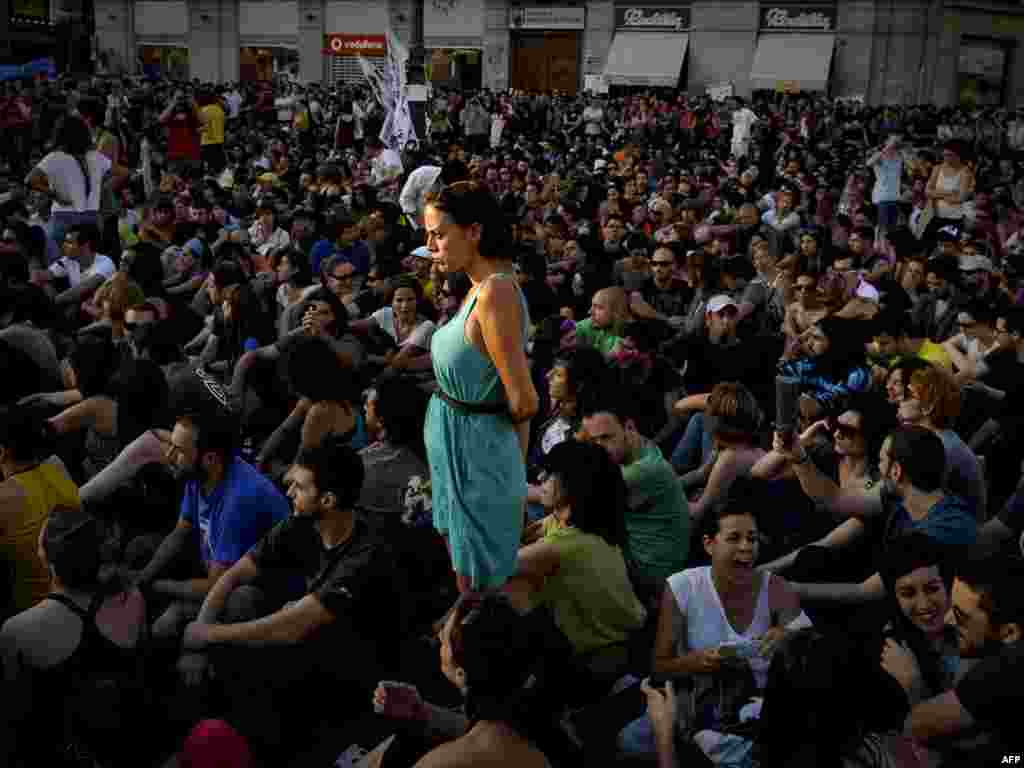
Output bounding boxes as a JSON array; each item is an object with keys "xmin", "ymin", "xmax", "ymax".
[{"xmin": 1, "ymin": 73, "xmax": 1024, "ymax": 767}]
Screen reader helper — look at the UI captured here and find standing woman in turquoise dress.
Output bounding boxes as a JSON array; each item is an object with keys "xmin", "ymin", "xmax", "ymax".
[{"xmin": 423, "ymin": 181, "xmax": 540, "ymax": 593}]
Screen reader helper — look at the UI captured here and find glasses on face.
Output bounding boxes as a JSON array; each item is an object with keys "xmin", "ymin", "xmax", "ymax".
[{"xmin": 651, "ymin": 260, "xmax": 673, "ymax": 268}]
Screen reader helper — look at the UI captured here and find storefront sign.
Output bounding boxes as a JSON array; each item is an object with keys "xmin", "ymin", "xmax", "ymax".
[
  {"xmin": 760, "ymin": 6, "xmax": 835, "ymax": 32},
  {"xmin": 323, "ymin": 34, "xmax": 387, "ymax": 57},
  {"xmin": 706, "ymin": 82, "xmax": 734, "ymax": 102},
  {"xmin": 614, "ymin": 6, "xmax": 691, "ymax": 32},
  {"xmin": 584, "ymin": 74, "xmax": 609, "ymax": 94},
  {"xmin": 509, "ymin": 7, "xmax": 585, "ymax": 30}
]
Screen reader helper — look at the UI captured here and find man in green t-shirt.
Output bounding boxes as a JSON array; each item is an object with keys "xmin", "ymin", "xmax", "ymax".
[{"xmin": 582, "ymin": 396, "xmax": 690, "ymax": 604}]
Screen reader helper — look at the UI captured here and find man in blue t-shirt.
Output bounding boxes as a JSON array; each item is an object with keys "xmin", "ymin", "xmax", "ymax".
[
  {"xmin": 134, "ymin": 411, "xmax": 289, "ymax": 650},
  {"xmin": 760, "ymin": 425, "xmax": 977, "ymax": 604}
]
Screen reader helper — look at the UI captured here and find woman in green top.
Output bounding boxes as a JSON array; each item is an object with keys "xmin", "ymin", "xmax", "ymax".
[{"xmin": 511, "ymin": 440, "xmax": 647, "ymax": 684}]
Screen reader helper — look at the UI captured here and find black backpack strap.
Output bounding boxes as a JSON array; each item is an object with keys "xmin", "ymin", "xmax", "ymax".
[{"xmin": 45, "ymin": 592, "xmax": 90, "ymax": 620}]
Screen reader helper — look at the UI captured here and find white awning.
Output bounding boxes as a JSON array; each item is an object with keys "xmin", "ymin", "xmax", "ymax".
[
  {"xmin": 750, "ymin": 34, "xmax": 835, "ymax": 92},
  {"xmin": 603, "ymin": 32, "xmax": 689, "ymax": 88}
]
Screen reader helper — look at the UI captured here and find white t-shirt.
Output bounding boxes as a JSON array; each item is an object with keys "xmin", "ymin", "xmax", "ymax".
[
  {"xmin": 37, "ymin": 150, "xmax": 112, "ymax": 213},
  {"xmin": 371, "ymin": 149, "xmax": 404, "ymax": 187},
  {"xmin": 48, "ymin": 253, "xmax": 115, "ymax": 288},
  {"xmin": 225, "ymin": 91, "xmax": 242, "ymax": 118},
  {"xmin": 371, "ymin": 307, "xmax": 435, "ymax": 349},
  {"xmin": 732, "ymin": 108, "xmax": 757, "ymax": 142}
]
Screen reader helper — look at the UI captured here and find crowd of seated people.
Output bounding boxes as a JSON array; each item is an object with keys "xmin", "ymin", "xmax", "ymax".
[{"xmin": 0, "ymin": 74, "xmax": 1024, "ymax": 768}]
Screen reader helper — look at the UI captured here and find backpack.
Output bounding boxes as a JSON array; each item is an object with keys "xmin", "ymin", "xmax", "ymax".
[{"xmin": 45, "ymin": 592, "xmax": 149, "ymax": 768}]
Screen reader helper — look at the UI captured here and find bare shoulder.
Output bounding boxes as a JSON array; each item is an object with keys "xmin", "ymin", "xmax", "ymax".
[{"xmin": 477, "ymin": 273, "xmax": 521, "ymax": 305}]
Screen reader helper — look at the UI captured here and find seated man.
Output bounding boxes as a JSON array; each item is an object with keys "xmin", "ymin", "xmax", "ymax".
[
  {"xmin": 133, "ymin": 410, "xmax": 289, "ymax": 640},
  {"xmin": 180, "ymin": 441, "xmax": 400, "ymax": 755},
  {"xmin": 889, "ymin": 554, "xmax": 1024, "ymax": 768},
  {"xmin": 580, "ymin": 395, "xmax": 690, "ymax": 605},
  {"xmin": 761, "ymin": 426, "xmax": 977, "ymax": 605}
]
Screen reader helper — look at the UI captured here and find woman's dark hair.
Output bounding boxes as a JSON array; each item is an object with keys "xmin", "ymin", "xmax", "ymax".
[
  {"xmin": 424, "ymin": 181, "xmax": 512, "ymax": 261},
  {"xmin": 551, "ymin": 346, "xmax": 608, "ymax": 401},
  {"xmin": 702, "ymin": 476, "xmax": 762, "ymax": 539},
  {"xmin": 809, "ymin": 316, "xmax": 871, "ymax": 389},
  {"xmin": 42, "ymin": 506, "xmax": 104, "ymax": 590},
  {"xmin": 283, "ymin": 334, "xmax": 358, "ymax": 405},
  {"xmin": 272, "ymin": 246, "xmax": 313, "ymax": 288},
  {"xmin": 879, "ymin": 532, "xmax": 957, "ymax": 702},
  {"xmin": 108, "ymin": 358, "xmax": 170, "ymax": 446},
  {"xmin": 839, "ymin": 390, "xmax": 898, "ymax": 470},
  {"xmin": 706, "ymin": 381, "xmax": 763, "ymax": 446},
  {"xmin": 0, "ymin": 405, "xmax": 54, "ymax": 463},
  {"xmin": 541, "ymin": 440, "xmax": 626, "ymax": 547},
  {"xmin": 448, "ymin": 593, "xmax": 546, "ymax": 736},
  {"xmin": 125, "ymin": 242, "xmax": 168, "ymax": 298},
  {"xmin": 372, "ymin": 379, "xmax": 429, "ymax": 461},
  {"xmin": 54, "ymin": 115, "xmax": 94, "ymax": 202},
  {"xmin": 387, "ymin": 275, "xmax": 424, "ymax": 304},
  {"xmin": 302, "ymin": 286, "xmax": 348, "ymax": 337},
  {"xmin": 70, "ymin": 336, "xmax": 119, "ymax": 399},
  {"xmin": 445, "ymin": 271, "xmax": 471, "ymax": 304}
]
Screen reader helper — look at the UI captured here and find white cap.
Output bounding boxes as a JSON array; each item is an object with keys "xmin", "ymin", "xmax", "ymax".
[{"xmin": 706, "ymin": 294, "xmax": 738, "ymax": 314}]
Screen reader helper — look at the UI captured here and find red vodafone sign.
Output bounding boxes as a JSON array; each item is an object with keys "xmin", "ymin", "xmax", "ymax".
[{"xmin": 323, "ymin": 34, "xmax": 387, "ymax": 57}]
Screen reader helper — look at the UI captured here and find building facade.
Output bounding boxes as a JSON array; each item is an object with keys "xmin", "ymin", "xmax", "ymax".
[{"xmin": 97, "ymin": 0, "xmax": 1023, "ymax": 107}]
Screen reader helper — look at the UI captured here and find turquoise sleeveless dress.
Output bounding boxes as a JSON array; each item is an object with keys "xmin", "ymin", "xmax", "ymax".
[{"xmin": 425, "ymin": 273, "xmax": 531, "ymax": 590}]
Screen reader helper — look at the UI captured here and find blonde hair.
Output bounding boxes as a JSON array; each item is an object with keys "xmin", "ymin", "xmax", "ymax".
[
  {"xmin": 909, "ymin": 366, "xmax": 961, "ymax": 430},
  {"xmin": 95, "ymin": 272, "xmax": 144, "ymax": 322},
  {"xmin": 706, "ymin": 382, "xmax": 762, "ymax": 446}
]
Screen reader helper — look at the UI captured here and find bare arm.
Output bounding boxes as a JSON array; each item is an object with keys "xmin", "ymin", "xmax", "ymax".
[
  {"xmin": 476, "ymin": 278, "xmax": 539, "ymax": 451},
  {"xmin": 195, "ymin": 554, "xmax": 260, "ymax": 624},
  {"xmin": 689, "ymin": 449, "xmax": 742, "ymax": 523},
  {"xmin": 258, "ymin": 397, "xmax": 311, "ymax": 465},
  {"xmin": 759, "ymin": 517, "xmax": 867, "ymax": 574},
  {"xmin": 48, "ymin": 395, "xmax": 116, "ymax": 436},
  {"xmin": 137, "ymin": 519, "xmax": 194, "ymax": 588},
  {"xmin": 789, "ymin": 571, "xmax": 886, "ymax": 605},
  {"xmin": 55, "ymin": 274, "xmax": 106, "ymax": 306}
]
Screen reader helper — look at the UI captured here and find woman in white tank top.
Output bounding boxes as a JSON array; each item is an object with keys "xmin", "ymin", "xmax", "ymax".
[
  {"xmin": 926, "ymin": 141, "xmax": 975, "ymax": 224},
  {"xmin": 618, "ymin": 484, "xmax": 811, "ymax": 759}
]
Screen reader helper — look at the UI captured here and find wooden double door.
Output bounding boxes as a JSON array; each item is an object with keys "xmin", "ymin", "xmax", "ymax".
[{"xmin": 511, "ymin": 31, "xmax": 579, "ymax": 94}]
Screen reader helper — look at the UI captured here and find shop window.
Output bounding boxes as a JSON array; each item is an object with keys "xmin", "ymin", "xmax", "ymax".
[{"xmin": 958, "ymin": 37, "xmax": 1009, "ymax": 108}]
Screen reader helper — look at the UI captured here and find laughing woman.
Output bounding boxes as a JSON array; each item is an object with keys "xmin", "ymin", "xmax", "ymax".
[{"xmin": 422, "ymin": 181, "xmax": 539, "ymax": 594}]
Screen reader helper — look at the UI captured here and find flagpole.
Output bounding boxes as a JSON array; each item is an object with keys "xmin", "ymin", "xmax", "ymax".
[{"xmin": 406, "ymin": 0, "xmax": 427, "ymax": 141}]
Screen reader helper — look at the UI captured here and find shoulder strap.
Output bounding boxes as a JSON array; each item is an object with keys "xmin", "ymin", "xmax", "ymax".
[{"xmin": 46, "ymin": 592, "xmax": 90, "ymax": 620}]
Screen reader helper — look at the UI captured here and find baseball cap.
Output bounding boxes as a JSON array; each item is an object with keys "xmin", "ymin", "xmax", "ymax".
[
  {"xmin": 594, "ymin": 159, "xmax": 607, "ymax": 172},
  {"xmin": 412, "ymin": 245, "xmax": 432, "ymax": 260},
  {"xmin": 706, "ymin": 294, "xmax": 739, "ymax": 314}
]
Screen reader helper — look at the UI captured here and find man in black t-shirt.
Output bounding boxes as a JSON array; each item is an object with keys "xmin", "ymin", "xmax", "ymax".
[
  {"xmin": 629, "ymin": 244, "xmax": 692, "ymax": 330},
  {"xmin": 884, "ymin": 555, "xmax": 1024, "ymax": 767},
  {"xmin": 180, "ymin": 441, "xmax": 399, "ymax": 753}
]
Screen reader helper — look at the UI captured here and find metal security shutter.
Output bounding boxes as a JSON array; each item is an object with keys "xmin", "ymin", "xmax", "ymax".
[{"xmin": 330, "ymin": 57, "xmax": 386, "ymax": 85}]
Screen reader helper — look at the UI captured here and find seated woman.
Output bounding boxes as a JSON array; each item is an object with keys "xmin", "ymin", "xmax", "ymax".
[
  {"xmin": 372, "ymin": 593, "xmax": 557, "ymax": 768},
  {"xmin": 526, "ymin": 346, "xmax": 609, "ymax": 511},
  {"xmin": 78, "ymin": 272, "xmax": 145, "ymax": 342},
  {"xmin": 349, "ymin": 276, "xmax": 436, "ymax": 381},
  {"xmin": 618, "ymin": 478, "xmax": 810, "ymax": 763},
  {"xmin": 227, "ymin": 287, "xmax": 360, "ymax": 417},
  {"xmin": 511, "ymin": 441, "xmax": 647, "ymax": 696},
  {"xmin": 271, "ymin": 245, "xmax": 316, "ymax": 335},
  {"xmin": 877, "ymin": 532, "xmax": 962, "ymax": 768},
  {"xmin": 752, "ymin": 391, "xmax": 898, "ymax": 499},
  {"xmin": 163, "ymin": 241, "xmax": 210, "ymax": 299},
  {"xmin": 359, "ymin": 379, "xmax": 430, "ymax": 525},
  {"xmin": 778, "ymin": 315, "xmax": 872, "ymax": 423},
  {"xmin": 684, "ymin": 382, "xmax": 767, "ymax": 525},
  {"xmin": 48, "ymin": 345, "xmax": 169, "ymax": 482},
  {"xmin": 255, "ymin": 334, "xmax": 367, "ymax": 475},
  {"xmin": 0, "ymin": 506, "xmax": 147, "ymax": 767}
]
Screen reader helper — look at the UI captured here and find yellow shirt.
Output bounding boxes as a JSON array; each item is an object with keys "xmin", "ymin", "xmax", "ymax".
[
  {"xmin": 199, "ymin": 104, "xmax": 226, "ymax": 146},
  {"xmin": 918, "ymin": 339, "xmax": 954, "ymax": 371},
  {"xmin": 0, "ymin": 460, "xmax": 80, "ymax": 613}
]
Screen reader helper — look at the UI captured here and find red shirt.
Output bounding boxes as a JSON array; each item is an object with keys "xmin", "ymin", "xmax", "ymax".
[{"xmin": 166, "ymin": 111, "xmax": 200, "ymax": 163}]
